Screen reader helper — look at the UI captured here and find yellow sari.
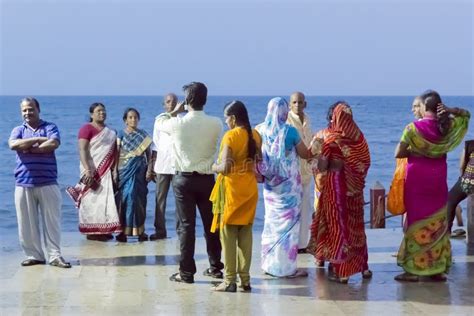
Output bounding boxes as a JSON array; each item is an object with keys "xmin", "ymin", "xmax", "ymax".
[{"xmin": 210, "ymin": 127, "xmax": 261, "ymax": 232}]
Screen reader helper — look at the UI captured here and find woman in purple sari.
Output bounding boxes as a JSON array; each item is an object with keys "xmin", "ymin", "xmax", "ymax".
[{"xmin": 394, "ymin": 90, "xmax": 469, "ymax": 282}]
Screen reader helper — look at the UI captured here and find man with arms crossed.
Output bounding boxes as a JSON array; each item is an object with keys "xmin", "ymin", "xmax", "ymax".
[
  {"xmin": 155, "ymin": 82, "xmax": 223, "ymax": 283},
  {"xmin": 9, "ymin": 97, "xmax": 71, "ymax": 268}
]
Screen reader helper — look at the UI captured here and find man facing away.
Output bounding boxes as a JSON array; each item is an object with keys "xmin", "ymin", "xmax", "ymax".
[
  {"xmin": 286, "ymin": 92, "xmax": 314, "ymax": 253},
  {"xmin": 155, "ymin": 82, "xmax": 224, "ymax": 283},
  {"xmin": 8, "ymin": 97, "xmax": 71, "ymax": 268},
  {"xmin": 149, "ymin": 93, "xmax": 178, "ymax": 240}
]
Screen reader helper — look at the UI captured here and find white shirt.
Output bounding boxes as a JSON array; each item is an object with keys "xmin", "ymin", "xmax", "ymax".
[
  {"xmin": 155, "ymin": 111, "xmax": 223, "ymax": 174},
  {"xmin": 152, "ymin": 115, "xmax": 175, "ymax": 174},
  {"xmin": 287, "ymin": 111, "xmax": 313, "ymax": 185}
]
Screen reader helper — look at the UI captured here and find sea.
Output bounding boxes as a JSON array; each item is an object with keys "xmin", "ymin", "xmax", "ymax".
[{"xmin": 1, "ymin": 96, "xmax": 473, "ymax": 238}]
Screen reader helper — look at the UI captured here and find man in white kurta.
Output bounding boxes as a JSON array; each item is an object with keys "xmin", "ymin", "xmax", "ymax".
[{"xmin": 286, "ymin": 92, "xmax": 314, "ymax": 252}]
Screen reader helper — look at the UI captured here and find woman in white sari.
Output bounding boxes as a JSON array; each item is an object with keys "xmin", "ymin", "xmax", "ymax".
[
  {"xmin": 257, "ymin": 97, "xmax": 312, "ymax": 277},
  {"xmin": 67, "ymin": 103, "xmax": 121, "ymax": 241}
]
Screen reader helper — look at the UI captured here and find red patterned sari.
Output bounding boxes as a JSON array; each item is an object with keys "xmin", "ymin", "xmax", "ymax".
[{"xmin": 308, "ymin": 104, "xmax": 371, "ymax": 278}]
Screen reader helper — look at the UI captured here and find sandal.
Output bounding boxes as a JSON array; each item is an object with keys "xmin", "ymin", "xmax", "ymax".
[
  {"xmin": 428, "ymin": 273, "xmax": 447, "ymax": 282},
  {"xmin": 203, "ymin": 268, "xmax": 224, "ymax": 279},
  {"xmin": 87, "ymin": 235, "xmax": 110, "ymax": 242},
  {"xmin": 285, "ymin": 269, "xmax": 308, "ymax": 278},
  {"xmin": 169, "ymin": 272, "xmax": 194, "ymax": 284},
  {"xmin": 241, "ymin": 284, "xmax": 252, "ymax": 292},
  {"xmin": 315, "ymin": 260, "xmax": 325, "ymax": 268},
  {"xmin": 328, "ymin": 274, "xmax": 349, "ymax": 284},
  {"xmin": 115, "ymin": 233, "xmax": 127, "ymax": 243},
  {"xmin": 394, "ymin": 272, "xmax": 419, "ymax": 282},
  {"xmin": 138, "ymin": 233, "xmax": 148, "ymax": 242},
  {"xmin": 328, "ymin": 263, "xmax": 334, "ymax": 272},
  {"xmin": 450, "ymin": 228, "xmax": 466, "ymax": 238},
  {"xmin": 212, "ymin": 282, "xmax": 237, "ymax": 292},
  {"xmin": 104, "ymin": 234, "xmax": 114, "ymax": 240},
  {"xmin": 362, "ymin": 270, "xmax": 373, "ymax": 279}
]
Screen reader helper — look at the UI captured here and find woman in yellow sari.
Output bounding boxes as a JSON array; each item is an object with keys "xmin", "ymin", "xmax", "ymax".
[{"xmin": 210, "ymin": 100, "xmax": 261, "ymax": 293}]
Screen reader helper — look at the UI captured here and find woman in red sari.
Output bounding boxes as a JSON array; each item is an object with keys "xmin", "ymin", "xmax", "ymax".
[{"xmin": 308, "ymin": 102, "xmax": 371, "ymax": 283}]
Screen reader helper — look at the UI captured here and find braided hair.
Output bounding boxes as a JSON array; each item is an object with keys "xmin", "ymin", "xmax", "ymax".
[{"xmin": 224, "ymin": 100, "xmax": 257, "ymax": 159}]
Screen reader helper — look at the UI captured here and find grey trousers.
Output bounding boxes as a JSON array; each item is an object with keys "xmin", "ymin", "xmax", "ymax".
[
  {"xmin": 14, "ymin": 185, "xmax": 62, "ymax": 262},
  {"xmin": 154, "ymin": 174, "xmax": 173, "ymax": 237}
]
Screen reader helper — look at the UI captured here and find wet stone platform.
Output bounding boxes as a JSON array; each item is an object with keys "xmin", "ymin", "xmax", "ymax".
[{"xmin": 1, "ymin": 228, "xmax": 473, "ymax": 315}]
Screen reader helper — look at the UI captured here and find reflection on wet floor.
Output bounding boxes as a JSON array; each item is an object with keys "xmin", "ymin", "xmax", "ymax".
[
  {"xmin": 1, "ymin": 229, "xmax": 473, "ymax": 315},
  {"xmin": 79, "ymin": 254, "xmax": 206, "ymax": 266}
]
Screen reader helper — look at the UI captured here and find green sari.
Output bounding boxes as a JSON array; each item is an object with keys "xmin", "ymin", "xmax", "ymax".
[
  {"xmin": 397, "ymin": 114, "xmax": 469, "ymax": 276},
  {"xmin": 401, "ymin": 115, "xmax": 469, "ymax": 158}
]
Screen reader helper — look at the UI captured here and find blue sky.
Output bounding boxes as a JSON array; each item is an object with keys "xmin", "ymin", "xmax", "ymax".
[{"xmin": 1, "ymin": 0, "xmax": 472, "ymax": 96}]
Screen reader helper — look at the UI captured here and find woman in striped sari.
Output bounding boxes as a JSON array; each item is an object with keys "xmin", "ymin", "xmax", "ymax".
[
  {"xmin": 394, "ymin": 90, "xmax": 470, "ymax": 282},
  {"xmin": 308, "ymin": 101, "xmax": 371, "ymax": 283}
]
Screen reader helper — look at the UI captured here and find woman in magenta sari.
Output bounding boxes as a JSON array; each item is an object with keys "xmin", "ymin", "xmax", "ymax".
[{"xmin": 395, "ymin": 90, "xmax": 470, "ymax": 281}]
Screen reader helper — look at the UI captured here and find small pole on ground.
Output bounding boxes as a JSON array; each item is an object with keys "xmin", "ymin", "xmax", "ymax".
[
  {"xmin": 370, "ymin": 181, "xmax": 385, "ymax": 229},
  {"xmin": 467, "ymin": 195, "xmax": 474, "ymax": 245}
]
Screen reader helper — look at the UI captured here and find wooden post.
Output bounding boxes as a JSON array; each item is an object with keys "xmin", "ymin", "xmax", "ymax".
[
  {"xmin": 467, "ymin": 195, "xmax": 474, "ymax": 245},
  {"xmin": 370, "ymin": 181, "xmax": 385, "ymax": 229}
]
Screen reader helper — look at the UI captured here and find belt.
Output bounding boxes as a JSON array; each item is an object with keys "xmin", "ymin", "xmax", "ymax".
[{"xmin": 175, "ymin": 171, "xmax": 210, "ymax": 176}]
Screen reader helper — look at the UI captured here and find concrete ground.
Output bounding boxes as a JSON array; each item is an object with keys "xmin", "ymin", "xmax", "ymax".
[{"xmin": 0, "ymin": 228, "xmax": 473, "ymax": 316}]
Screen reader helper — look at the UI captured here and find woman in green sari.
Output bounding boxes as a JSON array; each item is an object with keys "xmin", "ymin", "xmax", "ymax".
[{"xmin": 394, "ymin": 90, "xmax": 470, "ymax": 281}]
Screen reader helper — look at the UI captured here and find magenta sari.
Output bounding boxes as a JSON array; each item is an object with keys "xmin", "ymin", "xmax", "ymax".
[
  {"xmin": 397, "ymin": 114, "xmax": 468, "ymax": 276},
  {"xmin": 404, "ymin": 118, "xmax": 447, "ymax": 227}
]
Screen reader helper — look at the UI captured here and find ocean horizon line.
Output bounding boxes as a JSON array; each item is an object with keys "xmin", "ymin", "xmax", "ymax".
[{"xmin": 2, "ymin": 94, "xmax": 473, "ymax": 98}]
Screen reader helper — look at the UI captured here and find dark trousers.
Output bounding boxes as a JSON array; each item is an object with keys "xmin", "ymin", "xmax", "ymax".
[
  {"xmin": 447, "ymin": 177, "xmax": 467, "ymax": 232},
  {"xmin": 172, "ymin": 173, "xmax": 223, "ymax": 279},
  {"xmin": 154, "ymin": 174, "xmax": 173, "ymax": 237}
]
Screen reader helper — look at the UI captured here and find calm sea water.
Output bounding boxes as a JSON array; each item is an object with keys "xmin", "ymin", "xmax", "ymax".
[{"xmin": 1, "ymin": 96, "xmax": 473, "ymax": 237}]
